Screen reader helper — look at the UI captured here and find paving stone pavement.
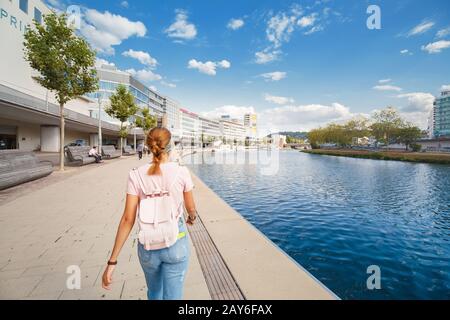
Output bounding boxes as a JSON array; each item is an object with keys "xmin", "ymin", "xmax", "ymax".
[{"xmin": 0, "ymin": 156, "xmax": 210, "ymax": 300}]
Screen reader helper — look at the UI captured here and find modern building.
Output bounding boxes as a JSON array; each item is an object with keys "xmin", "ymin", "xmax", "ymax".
[
  {"xmin": 433, "ymin": 90, "xmax": 450, "ymax": 138},
  {"xmin": 428, "ymin": 109, "xmax": 435, "ymax": 139},
  {"xmin": 0, "ymin": 0, "xmax": 138, "ymax": 152},
  {"xmin": 244, "ymin": 113, "xmax": 258, "ymax": 143},
  {"xmin": 86, "ymin": 64, "xmax": 165, "ymax": 125},
  {"xmin": 162, "ymin": 97, "xmax": 181, "ymax": 143},
  {"xmin": 199, "ymin": 116, "xmax": 221, "ymax": 146},
  {"xmin": 219, "ymin": 119, "xmax": 246, "ymax": 144},
  {"xmin": 180, "ymin": 108, "xmax": 200, "ymax": 147}
]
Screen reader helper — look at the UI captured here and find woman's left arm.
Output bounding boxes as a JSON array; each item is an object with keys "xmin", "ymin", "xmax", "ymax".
[{"xmin": 102, "ymin": 194, "xmax": 139, "ymax": 290}]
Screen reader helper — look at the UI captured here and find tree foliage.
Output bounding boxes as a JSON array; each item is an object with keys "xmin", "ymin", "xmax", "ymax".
[
  {"xmin": 23, "ymin": 13, "xmax": 98, "ymax": 106},
  {"xmin": 105, "ymin": 85, "xmax": 139, "ymax": 139},
  {"xmin": 135, "ymin": 107, "xmax": 157, "ymax": 135},
  {"xmin": 307, "ymin": 107, "xmax": 422, "ymax": 150}
]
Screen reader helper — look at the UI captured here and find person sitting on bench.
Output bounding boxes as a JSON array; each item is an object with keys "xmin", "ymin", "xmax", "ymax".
[{"xmin": 89, "ymin": 146, "xmax": 103, "ymax": 163}]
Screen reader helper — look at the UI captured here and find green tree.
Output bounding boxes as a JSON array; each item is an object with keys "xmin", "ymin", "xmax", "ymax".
[
  {"xmin": 397, "ymin": 123, "xmax": 421, "ymax": 150},
  {"xmin": 135, "ymin": 107, "xmax": 157, "ymax": 136},
  {"xmin": 371, "ymin": 107, "xmax": 404, "ymax": 147},
  {"xmin": 23, "ymin": 13, "xmax": 98, "ymax": 170},
  {"xmin": 105, "ymin": 85, "xmax": 138, "ymax": 155}
]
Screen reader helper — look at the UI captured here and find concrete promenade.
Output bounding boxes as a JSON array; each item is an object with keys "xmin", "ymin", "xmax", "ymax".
[{"xmin": 0, "ymin": 156, "xmax": 210, "ymax": 300}]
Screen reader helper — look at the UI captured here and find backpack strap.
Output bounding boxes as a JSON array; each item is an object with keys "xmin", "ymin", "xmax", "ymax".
[{"xmin": 132, "ymin": 164, "xmax": 181, "ymax": 197}]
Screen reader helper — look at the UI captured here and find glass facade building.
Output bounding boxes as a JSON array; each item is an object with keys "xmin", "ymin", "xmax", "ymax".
[{"xmin": 433, "ymin": 90, "xmax": 450, "ymax": 138}]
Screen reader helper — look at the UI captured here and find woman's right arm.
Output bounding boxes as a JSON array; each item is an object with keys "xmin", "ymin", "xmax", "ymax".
[{"xmin": 183, "ymin": 191, "xmax": 197, "ymax": 225}]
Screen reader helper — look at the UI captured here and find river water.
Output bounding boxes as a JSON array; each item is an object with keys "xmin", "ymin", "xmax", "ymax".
[{"xmin": 187, "ymin": 150, "xmax": 450, "ymax": 299}]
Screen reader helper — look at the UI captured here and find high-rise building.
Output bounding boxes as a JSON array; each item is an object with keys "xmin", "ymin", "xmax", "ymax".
[
  {"xmin": 428, "ymin": 109, "xmax": 435, "ymax": 139},
  {"xmin": 433, "ymin": 90, "xmax": 450, "ymax": 138},
  {"xmin": 244, "ymin": 113, "xmax": 258, "ymax": 141},
  {"xmin": 162, "ymin": 97, "xmax": 181, "ymax": 143}
]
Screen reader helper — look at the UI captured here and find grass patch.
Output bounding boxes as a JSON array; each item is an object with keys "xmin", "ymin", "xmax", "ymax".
[{"xmin": 302, "ymin": 149, "xmax": 450, "ymax": 165}]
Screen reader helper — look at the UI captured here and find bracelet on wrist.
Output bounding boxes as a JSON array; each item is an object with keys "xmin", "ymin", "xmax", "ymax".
[{"xmin": 107, "ymin": 260, "xmax": 117, "ymax": 266}]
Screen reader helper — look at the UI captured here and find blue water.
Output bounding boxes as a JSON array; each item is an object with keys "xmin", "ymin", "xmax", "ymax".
[{"xmin": 187, "ymin": 150, "xmax": 450, "ymax": 300}]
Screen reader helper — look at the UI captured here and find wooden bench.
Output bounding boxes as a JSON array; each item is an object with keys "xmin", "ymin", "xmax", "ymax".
[
  {"xmin": 102, "ymin": 145, "xmax": 121, "ymax": 159},
  {"xmin": 122, "ymin": 145, "xmax": 136, "ymax": 156},
  {"xmin": 65, "ymin": 146, "xmax": 96, "ymax": 166},
  {"xmin": 0, "ymin": 150, "xmax": 53, "ymax": 190}
]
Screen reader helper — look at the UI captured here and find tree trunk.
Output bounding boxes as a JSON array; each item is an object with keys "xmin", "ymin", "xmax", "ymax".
[
  {"xmin": 59, "ymin": 103, "xmax": 65, "ymax": 171},
  {"xmin": 120, "ymin": 122, "xmax": 123, "ymax": 156}
]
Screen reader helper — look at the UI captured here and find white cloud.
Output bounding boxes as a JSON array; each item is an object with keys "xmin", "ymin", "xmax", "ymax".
[
  {"xmin": 436, "ymin": 27, "xmax": 450, "ymax": 38},
  {"xmin": 378, "ymin": 79, "xmax": 392, "ymax": 84},
  {"xmin": 255, "ymin": 50, "xmax": 281, "ymax": 64},
  {"xmin": 400, "ymin": 49, "xmax": 413, "ymax": 55},
  {"xmin": 421, "ymin": 40, "xmax": 450, "ymax": 54},
  {"xmin": 397, "ymin": 92, "xmax": 435, "ymax": 113},
  {"xmin": 187, "ymin": 59, "xmax": 231, "ymax": 76},
  {"xmin": 218, "ymin": 60, "xmax": 231, "ymax": 69},
  {"xmin": 120, "ymin": 1, "xmax": 129, "ymax": 8},
  {"xmin": 259, "ymin": 103, "xmax": 354, "ymax": 132},
  {"xmin": 164, "ymin": 10, "xmax": 197, "ymax": 41},
  {"xmin": 264, "ymin": 94, "xmax": 294, "ymax": 105},
  {"xmin": 161, "ymin": 81, "xmax": 176, "ymax": 88},
  {"xmin": 122, "ymin": 49, "xmax": 158, "ymax": 68},
  {"xmin": 260, "ymin": 71, "xmax": 287, "ymax": 82},
  {"xmin": 126, "ymin": 68, "xmax": 162, "ymax": 82},
  {"xmin": 201, "ymin": 105, "xmax": 256, "ymax": 120},
  {"xmin": 95, "ymin": 58, "xmax": 115, "ymax": 68},
  {"xmin": 149, "ymin": 85, "xmax": 158, "ymax": 92},
  {"xmin": 304, "ymin": 25, "xmax": 324, "ymax": 35},
  {"xmin": 407, "ymin": 21, "xmax": 435, "ymax": 37},
  {"xmin": 298, "ymin": 13, "xmax": 318, "ymax": 28},
  {"xmin": 266, "ymin": 11, "xmax": 301, "ymax": 48},
  {"xmin": 441, "ymin": 84, "xmax": 450, "ymax": 91},
  {"xmin": 80, "ymin": 9, "xmax": 146, "ymax": 55},
  {"xmin": 227, "ymin": 18, "xmax": 245, "ymax": 30},
  {"xmin": 373, "ymin": 85, "xmax": 402, "ymax": 92}
]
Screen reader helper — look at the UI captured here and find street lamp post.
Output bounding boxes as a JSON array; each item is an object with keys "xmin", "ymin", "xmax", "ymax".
[{"xmin": 97, "ymin": 93, "xmax": 103, "ymax": 153}]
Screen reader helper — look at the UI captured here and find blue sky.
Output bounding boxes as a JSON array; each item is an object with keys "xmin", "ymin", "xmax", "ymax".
[{"xmin": 46, "ymin": 0, "xmax": 450, "ymax": 133}]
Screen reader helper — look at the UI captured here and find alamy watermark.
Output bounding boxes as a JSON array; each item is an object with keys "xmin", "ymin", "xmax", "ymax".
[
  {"xmin": 66, "ymin": 265, "xmax": 81, "ymax": 290},
  {"xmin": 182, "ymin": 134, "xmax": 281, "ymax": 176},
  {"xmin": 367, "ymin": 5, "xmax": 381, "ymax": 30},
  {"xmin": 366, "ymin": 265, "xmax": 381, "ymax": 290},
  {"xmin": 66, "ymin": 5, "xmax": 81, "ymax": 30}
]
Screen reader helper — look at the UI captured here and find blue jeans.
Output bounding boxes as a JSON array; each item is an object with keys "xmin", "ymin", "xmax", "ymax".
[{"xmin": 137, "ymin": 218, "xmax": 190, "ymax": 300}]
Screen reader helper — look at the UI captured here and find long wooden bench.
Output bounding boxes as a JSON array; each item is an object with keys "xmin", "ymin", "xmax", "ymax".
[
  {"xmin": 102, "ymin": 145, "xmax": 121, "ymax": 159},
  {"xmin": 65, "ymin": 146, "xmax": 96, "ymax": 166},
  {"xmin": 0, "ymin": 150, "xmax": 53, "ymax": 190},
  {"xmin": 122, "ymin": 145, "xmax": 136, "ymax": 156}
]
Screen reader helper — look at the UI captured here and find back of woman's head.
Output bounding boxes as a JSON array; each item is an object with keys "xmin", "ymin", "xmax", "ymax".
[{"xmin": 146, "ymin": 127, "xmax": 171, "ymax": 175}]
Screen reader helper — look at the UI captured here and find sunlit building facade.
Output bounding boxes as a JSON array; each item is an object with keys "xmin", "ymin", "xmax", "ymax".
[{"xmin": 433, "ymin": 90, "xmax": 450, "ymax": 138}]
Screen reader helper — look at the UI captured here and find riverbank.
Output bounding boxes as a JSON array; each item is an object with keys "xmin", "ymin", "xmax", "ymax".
[{"xmin": 302, "ymin": 149, "xmax": 450, "ymax": 165}]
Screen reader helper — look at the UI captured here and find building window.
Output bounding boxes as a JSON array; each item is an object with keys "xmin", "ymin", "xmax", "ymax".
[
  {"xmin": 19, "ymin": 0, "xmax": 28, "ymax": 14},
  {"xmin": 34, "ymin": 8, "xmax": 42, "ymax": 24}
]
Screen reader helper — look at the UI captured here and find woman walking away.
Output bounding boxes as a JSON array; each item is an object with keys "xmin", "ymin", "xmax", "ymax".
[{"xmin": 102, "ymin": 127, "xmax": 198, "ymax": 300}]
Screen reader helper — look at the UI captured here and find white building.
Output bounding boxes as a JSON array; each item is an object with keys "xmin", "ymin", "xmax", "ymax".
[
  {"xmin": 219, "ymin": 119, "xmax": 246, "ymax": 144},
  {"xmin": 428, "ymin": 108, "xmax": 435, "ymax": 139},
  {"xmin": 0, "ymin": 0, "xmax": 138, "ymax": 152},
  {"xmin": 199, "ymin": 116, "xmax": 221, "ymax": 146},
  {"xmin": 180, "ymin": 108, "xmax": 200, "ymax": 147},
  {"xmin": 161, "ymin": 97, "xmax": 181, "ymax": 143},
  {"xmin": 244, "ymin": 113, "xmax": 258, "ymax": 142}
]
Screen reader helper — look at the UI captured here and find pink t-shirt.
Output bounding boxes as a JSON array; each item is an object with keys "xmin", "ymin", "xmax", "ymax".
[{"xmin": 127, "ymin": 162, "xmax": 194, "ymax": 212}]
